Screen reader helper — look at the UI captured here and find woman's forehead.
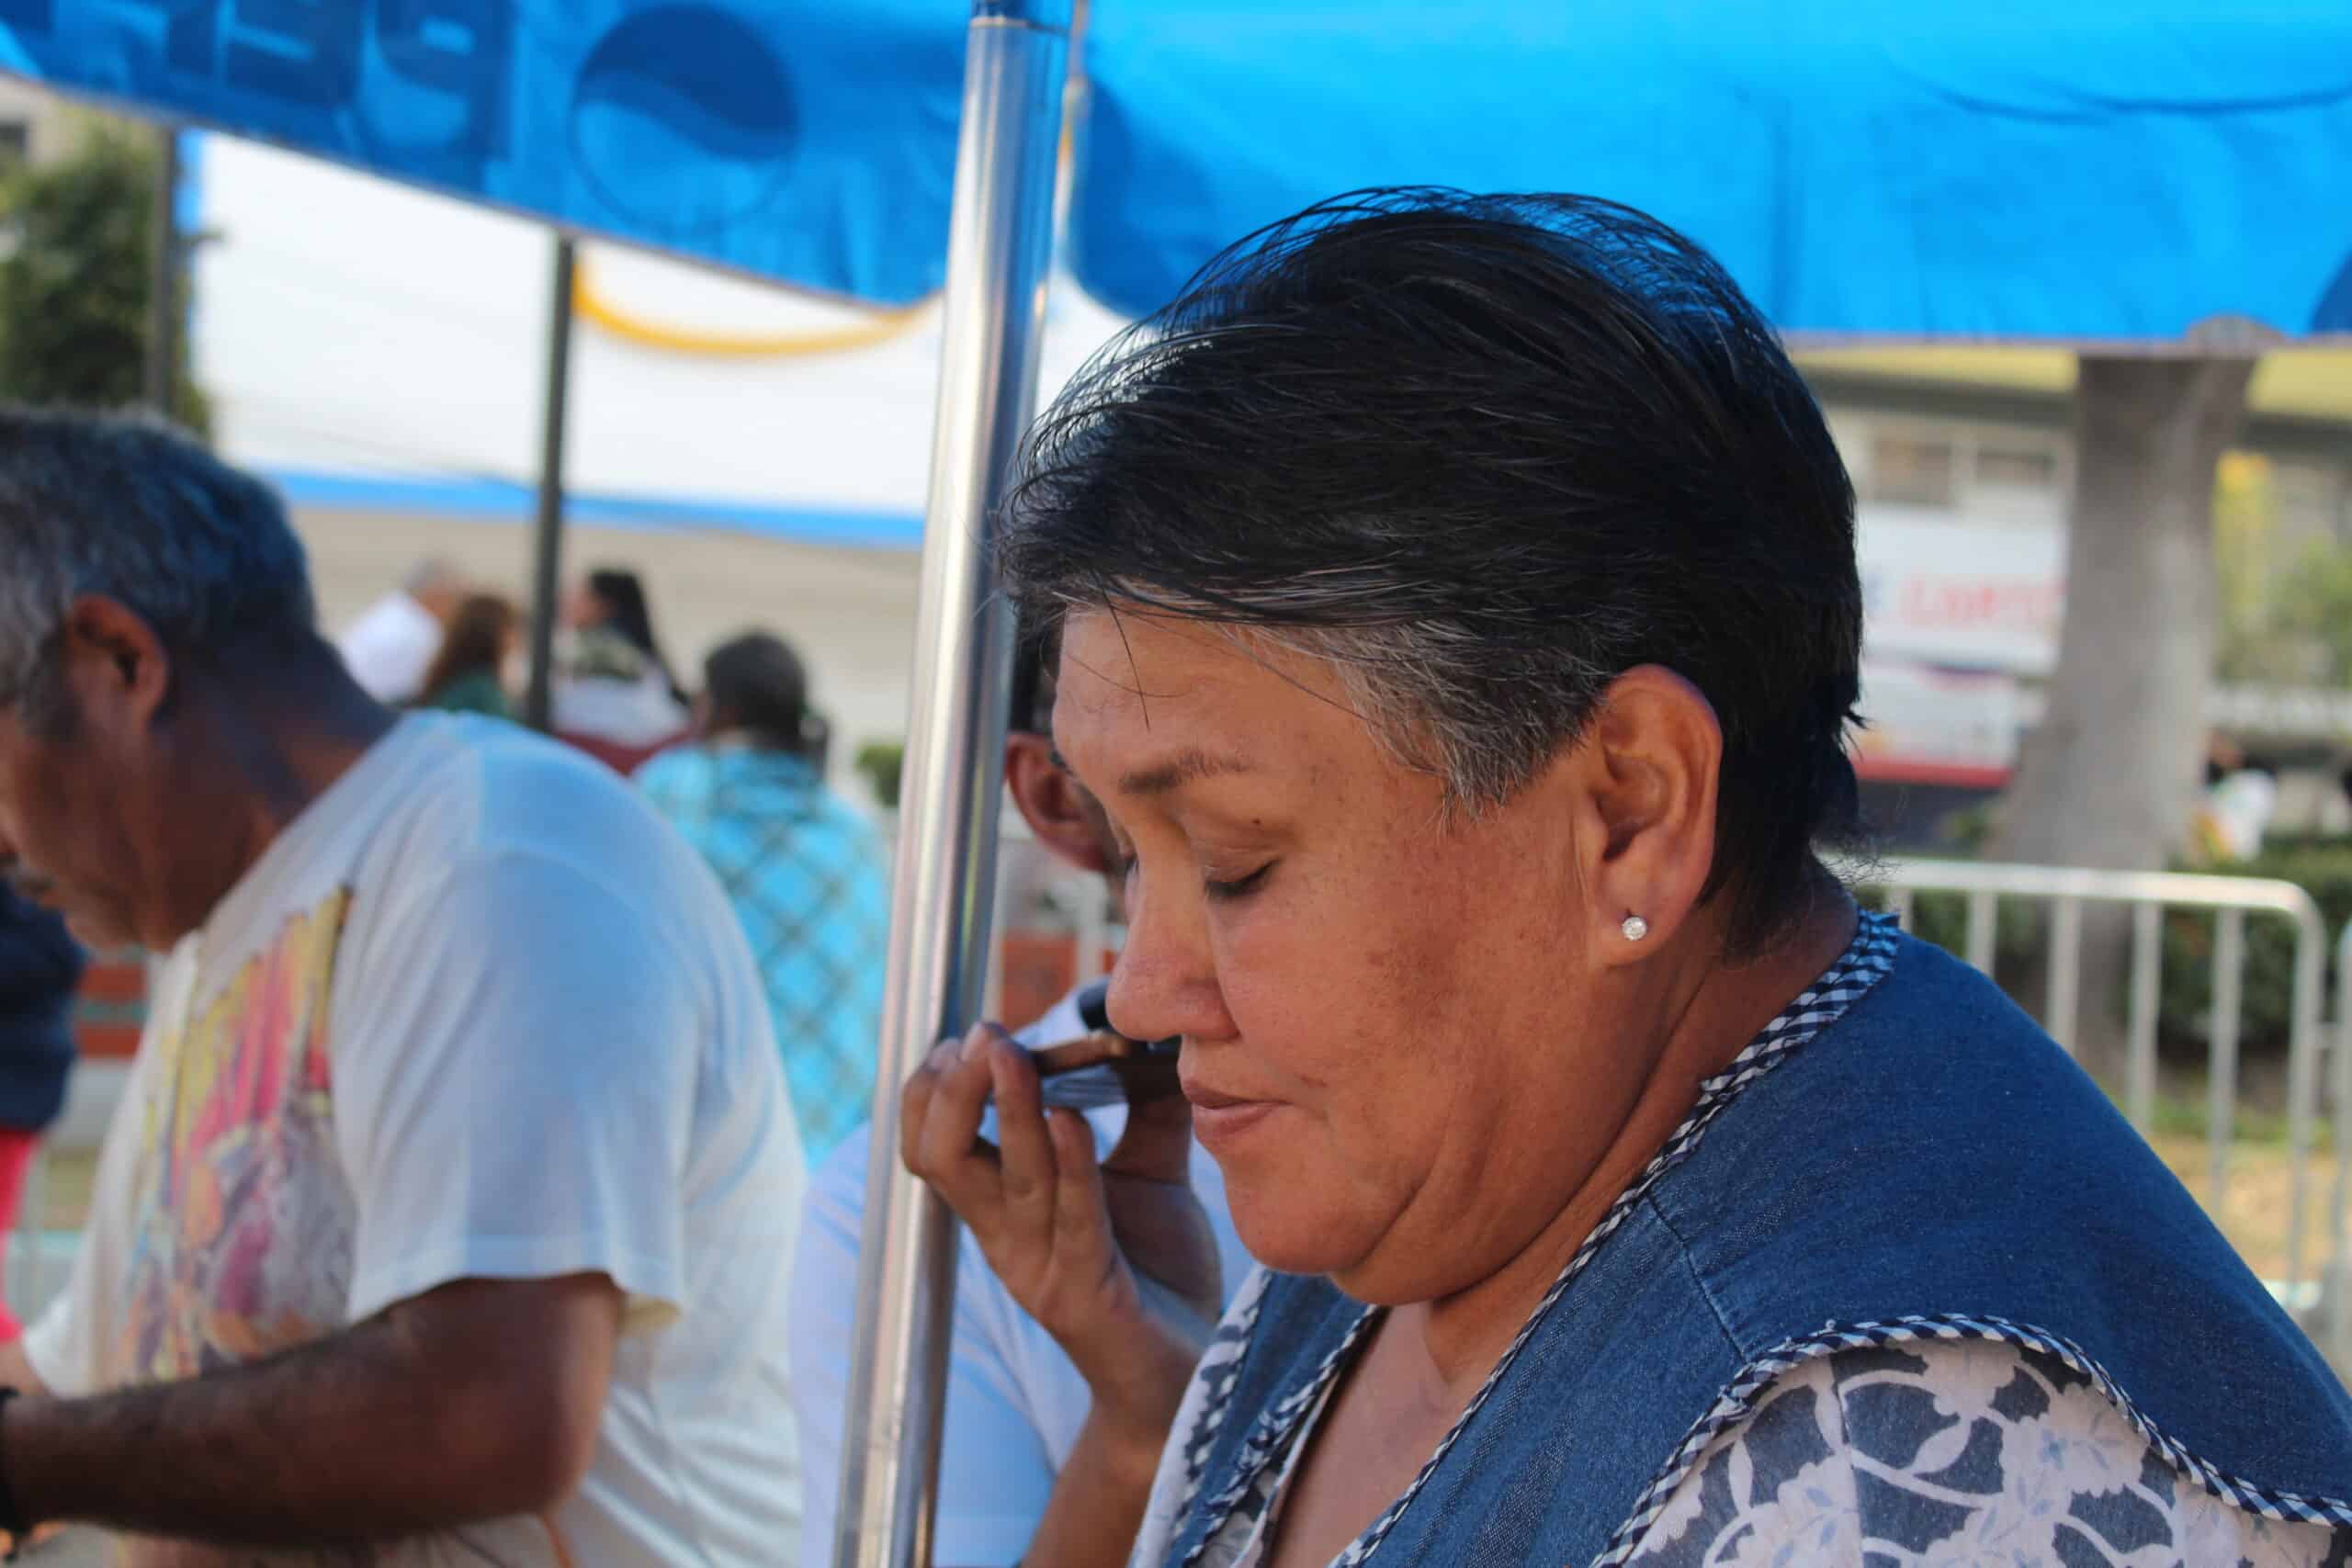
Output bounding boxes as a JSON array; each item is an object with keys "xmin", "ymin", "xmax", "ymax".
[
  {"xmin": 1052, "ymin": 613, "xmax": 1341, "ymax": 774},
  {"xmin": 1057, "ymin": 615, "xmax": 1296, "ymax": 722}
]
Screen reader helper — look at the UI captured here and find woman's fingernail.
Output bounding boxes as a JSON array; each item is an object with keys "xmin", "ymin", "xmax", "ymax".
[{"xmin": 960, "ymin": 1027, "xmax": 990, "ymax": 1064}]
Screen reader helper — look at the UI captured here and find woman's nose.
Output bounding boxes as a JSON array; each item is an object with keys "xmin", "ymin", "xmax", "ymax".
[{"xmin": 1104, "ymin": 875, "xmax": 1233, "ymax": 1045}]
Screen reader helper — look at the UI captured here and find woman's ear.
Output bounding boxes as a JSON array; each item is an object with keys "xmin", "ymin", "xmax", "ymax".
[
  {"xmin": 1004, "ymin": 732, "xmax": 1112, "ymax": 875},
  {"xmin": 1567, "ymin": 665, "xmax": 1722, "ymax": 964}
]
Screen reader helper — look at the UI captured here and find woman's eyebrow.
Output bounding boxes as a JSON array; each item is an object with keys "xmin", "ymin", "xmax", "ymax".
[
  {"xmin": 1047, "ymin": 743, "xmax": 1253, "ymax": 797},
  {"xmin": 1115, "ymin": 749, "xmax": 1255, "ymax": 797}
]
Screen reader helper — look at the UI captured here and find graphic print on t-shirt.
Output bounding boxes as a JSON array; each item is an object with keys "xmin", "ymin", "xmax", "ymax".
[{"xmin": 119, "ymin": 889, "xmax": 356, "ymax": 1383}]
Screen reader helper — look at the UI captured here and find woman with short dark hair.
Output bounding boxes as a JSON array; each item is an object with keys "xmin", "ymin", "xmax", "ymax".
[{"xmin": 903, "ymin": 191, "xmax": 2352, "ymax": 1567}]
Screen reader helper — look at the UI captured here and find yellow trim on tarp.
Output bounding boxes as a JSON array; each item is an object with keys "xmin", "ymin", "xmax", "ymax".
[{"xmin": 572, "ymin": 256, "xmax": 932, "ymax": 358}]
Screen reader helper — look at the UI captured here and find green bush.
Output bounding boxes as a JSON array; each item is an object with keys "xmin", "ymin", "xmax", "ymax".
[
  {"xmin": 2155, "ymin": 836, "xmax": 2352, "ymax": 1052},
  {"xmin": 854, "ymin": 740, "xmax": 904, "ymax": 811},
  {"xmin": 0, "ymin": 118, "xmax": 209, "ymax": 430}
]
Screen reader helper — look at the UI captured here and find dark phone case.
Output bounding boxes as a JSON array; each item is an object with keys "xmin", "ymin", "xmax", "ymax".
[{"xmin": 1030, "ymin": 980, "xmax": 1182, "ymax": 1109}]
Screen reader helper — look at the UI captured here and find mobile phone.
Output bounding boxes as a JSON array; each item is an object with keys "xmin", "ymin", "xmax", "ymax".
[
  {"xmin": 1032, "ymin": 1029, "xmax": 1182, "ymax": 1078},
  {"xmin": 1028, "ymin": 981, "xmax": 1182, "ymax": 1109}
]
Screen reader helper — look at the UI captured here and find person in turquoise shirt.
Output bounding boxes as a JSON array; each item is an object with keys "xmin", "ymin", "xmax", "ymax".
[{"xmin": 638, "ymin": 633, "xmax": 890, "ymax": 1164}]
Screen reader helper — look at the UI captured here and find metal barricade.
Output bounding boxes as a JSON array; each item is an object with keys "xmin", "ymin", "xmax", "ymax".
[{"xmin": 1871, "ymin": 858, "xmax": 2343, "ymax": 1368}]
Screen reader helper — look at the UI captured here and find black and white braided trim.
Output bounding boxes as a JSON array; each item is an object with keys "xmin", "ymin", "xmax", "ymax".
[
  {"xmin": 1592, "ymin": 1311, "xmax": 2352, "ymax": 1564},
  {"xmin": 1175, "ymin": 1269, "xmax": 1277, "ymax": 1512},
  {"xmin": 1175, "ymin": 1305, "xmax": 1382, "ymax": 1568}
]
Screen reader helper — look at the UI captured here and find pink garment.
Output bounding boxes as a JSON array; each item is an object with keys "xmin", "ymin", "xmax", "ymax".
[{"xmin": 0, "ymin": 1127, "xmax": 42, "ymax": 1340}]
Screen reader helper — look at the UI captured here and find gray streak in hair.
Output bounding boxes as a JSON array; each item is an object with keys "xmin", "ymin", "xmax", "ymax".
[{"xmin": 0, "ymin": 408, "xmax": 315, "ymax": 720}]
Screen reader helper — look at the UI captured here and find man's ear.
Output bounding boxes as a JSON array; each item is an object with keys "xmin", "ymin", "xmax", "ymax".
[
  {"xmin": 57, "ymin": 595, "xmax": 172, "ymax": 733},
  {"xmin": 1004, "ymin": 732, "xmax": 1112, "ymax": 875}
]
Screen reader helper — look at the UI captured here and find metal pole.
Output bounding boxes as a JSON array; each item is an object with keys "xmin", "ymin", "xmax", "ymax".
[
  {"xmin": 2282, "ymin": 907, "xmax": 2325, "ymax": 1295},
  {"xmin": 2044, "ymin": 896, "xmax": 2082, "ymax": 1055},
  {"xmin": 2125, "ymin": 902, "xmax": 2161, "ymax": 1133},
  {"xmin": 2333, "ymin": 919, "xmax": 2352, "ymax": 1368},
  {"xmin": 144, "ymin": 124, "xmax": 180, "ymax": 420},
  {"xmin": 1963, "ymin": 890, "xmax": 1996, "ymax": 976},
  {"xmin": 2332, "ymin": 955, "xmax": 2351, "ymax": 1368},
  {"xmin": 2208, "ymin": 908, "xmax": 2245, "ymax": 1209},
  {"xmin": 834, "ymin": 6, "xmax": 1069, "ymax": 1568},
  {"xmin": 523, "ymin": 234, "xmax": 577, "ymax": 732}
]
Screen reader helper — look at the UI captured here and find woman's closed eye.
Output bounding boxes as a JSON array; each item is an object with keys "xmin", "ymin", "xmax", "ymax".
[{"xmin": 1204, "ymin": 862, "xmax": 1275, "ymax": 902}]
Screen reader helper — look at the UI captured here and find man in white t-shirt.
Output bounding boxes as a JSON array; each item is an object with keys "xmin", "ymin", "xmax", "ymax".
[
  {"xmin": 0, "ymin": 410, "xmax": 803, "ymax": 1564},
  {"xmin": 789, "ymin": 633, "xmax": 1250, "ymax": 1566},
  {"xmin": 332, "ymin": 559, "xmax": 464, "ymax": 705}
]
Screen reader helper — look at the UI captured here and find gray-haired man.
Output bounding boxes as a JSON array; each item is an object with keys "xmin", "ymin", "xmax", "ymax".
[
  {"xmin": 332, "ymin": 557, "xmax": 465, "ymax": 705},
  {"xmin": 0, "ymin": 410, "xmax": 805, "ymax": 1563}
]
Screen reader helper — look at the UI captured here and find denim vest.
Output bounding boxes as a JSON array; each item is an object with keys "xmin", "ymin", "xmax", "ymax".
[{"xmin": 1159, "ymin": 931, "xmax": 2352, "ymax": 1567}]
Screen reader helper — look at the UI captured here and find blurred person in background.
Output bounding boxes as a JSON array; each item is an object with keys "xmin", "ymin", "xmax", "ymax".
[
  {"xmin": 413, "ymin": 592, "xmax": 518, "ymax": 721},
  {"xmin": 569, "ymin": 569, "xmax": 687, "ymax": 704},
  {"xmin": 0, "ymin": 410, "xmax": 805, "ymax": 1564},
  {"xmin": 333, "ymin": 558, "xmax": 465, "ymax": 706},
  {"xmin": 2192, "ymin": 737, "xmax": 2278, "ymax": 864},
  {"xmin": 639, "ymin": 632, "xmax": 888, "ymax": 1163},
  {"xmin": 552, "ymin": 568, "xmax": 691, "ymax": 770},
  {"xmin": 0, "ymin": 883, "xmax": 77, "ymax": 1343},
  {"xmin": 790, "ymin": 622, "xmax": 1251, "ymax": 1565}
]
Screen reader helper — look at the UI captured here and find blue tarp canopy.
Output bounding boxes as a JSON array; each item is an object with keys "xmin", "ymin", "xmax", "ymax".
[{"xmin": 0, "ymin": 2, "xmax": 2345, "ymax": 338}]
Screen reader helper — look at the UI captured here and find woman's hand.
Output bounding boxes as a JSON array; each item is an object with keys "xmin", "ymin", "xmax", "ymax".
[{"xmin": 903, "ymin": 1022, "xmax": 1222, "ymax": 1450}]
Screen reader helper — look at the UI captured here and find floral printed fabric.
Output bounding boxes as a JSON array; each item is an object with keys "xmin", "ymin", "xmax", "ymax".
[{"xmin": 1622, "ymin": 1339, "xmax": 2351, "ymax": 1568}]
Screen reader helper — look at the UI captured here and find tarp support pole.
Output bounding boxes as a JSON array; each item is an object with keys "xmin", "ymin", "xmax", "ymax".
[
  {"xmin": 524, "ymin": 233, "xmax": 577, "ymax": 732},
  {"xmin": 143, "ymin": 123, "xmax": 179, "ymax": 421},
  {"xmin": 834, "ymin": 4, "xmax": 1070, "ymax": 1566}
]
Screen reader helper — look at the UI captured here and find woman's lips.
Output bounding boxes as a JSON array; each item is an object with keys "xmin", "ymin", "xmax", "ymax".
[{"xmin": 1182, "ymin": 1077, "xmax": 1281, "ymax": 1148}]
